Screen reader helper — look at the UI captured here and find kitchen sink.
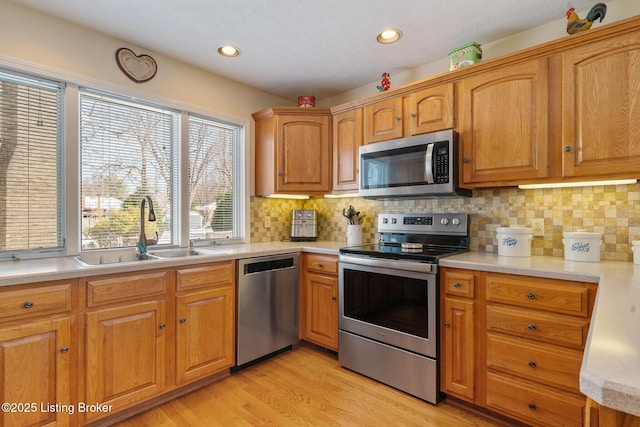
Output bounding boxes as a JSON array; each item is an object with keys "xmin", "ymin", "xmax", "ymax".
[
  {"xmin": 148, "ymin": 248, "xmax": 202, "ymax": 258},
  {"xmin": 75, "ymin": 248, "xmax": 159, "ymax": 266}
]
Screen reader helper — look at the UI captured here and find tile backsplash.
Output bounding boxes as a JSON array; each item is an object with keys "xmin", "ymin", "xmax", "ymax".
[{"xmin": 251, "ymin": 183, "xmax": 640, "ymax": 262}]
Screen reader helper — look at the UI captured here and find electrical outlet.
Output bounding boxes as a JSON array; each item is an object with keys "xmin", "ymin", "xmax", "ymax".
[
  {"xmin": 264, "ymin": 217, "xmax": 271, "ymax": 228},
  {"xmin": 531, "ymin": 218, "xmax": 544, "ymax": 237}
]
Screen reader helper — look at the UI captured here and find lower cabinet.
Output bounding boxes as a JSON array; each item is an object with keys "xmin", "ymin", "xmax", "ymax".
[
  {"xmin": 300, "ymin": 254, "xmax": 338, "ymax": 351},
  {"xmin": 0, "ymin": 279, "xmax": 74, "ymax": 427},
  {"xmin": 83, "ymin": 271, "xmax": 169, "ymax": 423},
  {"xmin": 175, "ymin": 262, "xmax": 236, "ymax": 384},
  {"xmin": 440, "ymin": 268, "xmax": 597, "ymax": 427}
]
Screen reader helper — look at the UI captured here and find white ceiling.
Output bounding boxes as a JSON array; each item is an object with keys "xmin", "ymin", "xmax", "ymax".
[{"xmin": 10, "ymin": 0, "xmax": 602, "ymax": 101}]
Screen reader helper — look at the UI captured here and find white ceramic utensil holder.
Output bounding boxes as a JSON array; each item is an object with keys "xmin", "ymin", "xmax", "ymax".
[{"xmin": 347, "ymin": 224, "xmax": 362, "ymax": 246}]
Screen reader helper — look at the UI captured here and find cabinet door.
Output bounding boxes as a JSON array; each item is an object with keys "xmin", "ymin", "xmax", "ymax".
[
  {"xmin": 460, "ymin": 58, "xmax": 549, "ymax": 185},
  {"xmin": 408, "ymin": 83, "xmax": 455, "ymax": 135},
  {"xmin": 333, "ymin": 108, "xmax": 363, "ymax": 192},
  {"xmin": 0, "ymin": 318, "xmax": 71, "ymax": 427},
  {"xmin": 442, "ymin": 297, "xmax": 475, "ymax": 401},
  {"xmin": 277, "ymin": 114, "xmax": 331, "ymax": 193},
  {"xmin": 364, "ymin": 97, "xmax": 403, "ymax": 144},
  {"xmin": 304, "ymin": 272, "xmax": 338, "ymax": 351},
  {"xmin": 562, "ymin": 30, "xmax": 640, "ymax": 178},
  {"xmin": 85, "ymin": 300, "xmax": 166, "ymax": 422},
  {"xmin": 176, "ymin": 286, "xmax": 235, "ymax": 384}
]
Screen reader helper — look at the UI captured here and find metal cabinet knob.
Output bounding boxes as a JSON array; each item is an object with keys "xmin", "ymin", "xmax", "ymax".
[
  {"xmin": 395, "ymin": 116, "xmax": 401, "ymax": 122},
  {"xmin": 332, "ymin": 296, "xmax": 337, "ymax": 301},
  {"xmin": 159, "ymin": 323, "xmax": 166, "ymax": 329},
  {"xmin": 317, "ymin": 263, "xmax": 324, "ymax": 268},
  {"xmin": 528, "ymin": 361, "xmax": 537, "ymax": 368},
  {"xmin": 179, "ymin": 318, "xmax": 186, "ymax": 324},
  {"xmin": 454, "ymin": 282, "xmax": 461, "ymax": 288},
  {"xmin": 565, "ymin": 146, "xmax": 573, "ymax": 152},
  {"xmin": 60, "ymin": 347, "xmax": 69, "ymax": 354},
  {"xmin": 528, "ymin": 323, "xmax": 536, "ymax": 332},
  {"xmin": 410, "ymin": 113, "xmax": 416, "ymax": 118},
  {"xmin": 528, "ymin": 403, "xmax": 537, "ymax": 411},
  {"xmin": 24, "ymin": 301, "xmax": 33, "ymax": 309},
  {"xmin": 527, "ymin": 292, "xmax": 535, "ymax": 300},
  {"xmin": 443, "ymin": 322, "xmax": 450, "ymax": 328}
]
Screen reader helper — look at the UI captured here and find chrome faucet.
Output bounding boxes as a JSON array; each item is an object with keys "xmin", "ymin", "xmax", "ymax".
[{"xmin": 139, "ymin": 196, "xmax": 158, "ymax": 248}]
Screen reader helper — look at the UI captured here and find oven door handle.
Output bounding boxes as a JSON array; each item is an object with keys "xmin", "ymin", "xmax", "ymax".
[{"xmin": 339, "ymin": 254, "xmax": 435, "ymax": 273}]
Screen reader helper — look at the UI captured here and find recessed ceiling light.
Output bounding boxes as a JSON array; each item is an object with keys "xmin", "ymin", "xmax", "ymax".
[
  {"xmin": 377, "ymin": 29, "xmax": 402, "ymax": 44},
  {"xmin": 217, "ymin": 45, "xmax": 240, "ymax": 57}
]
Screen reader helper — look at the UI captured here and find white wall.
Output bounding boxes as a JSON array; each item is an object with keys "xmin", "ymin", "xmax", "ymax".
[
  {"xmin": 319, "ymin": 0, "xmax": 640, "ymax": 107},
  {"xmin": 0, "ymin": 0, "xmax": 292, "ymax": 119}
]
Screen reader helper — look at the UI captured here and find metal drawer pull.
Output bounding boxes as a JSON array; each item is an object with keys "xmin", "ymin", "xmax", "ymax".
[
  {"xmin": 24, "ymin": 301, "xmax": 34, "ymax": 309},
  {"xmin": 60, "ymin": 347, "xmax": 69, "ymax": 354},
  {"xmin": 528, "ymin": 323, "xmax": 536, "ymax": 331},
  {"xmin": 454, "ymin": 282, "xmax": 461, "ymax": 288},
  {"xmin": 528, "ymin": 403, "xmax": 537, "ymax": 411},
  {"xmin": 317, "ymin": 263, "xmax": 324, "ymax": 268},
  {"xmin": 528, "ymin": 361, "xmax": 537, "ymax": 368},
  {"xmin": 527, "ymin": 292, "xmax": 535, "ymax": 300}
]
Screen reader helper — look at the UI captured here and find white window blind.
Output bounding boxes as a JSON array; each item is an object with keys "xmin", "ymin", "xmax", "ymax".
[
  {"xmin": 79, "ymin": 91, "xmax": 179, "ymax": 250},
  {"xmin": 0, "ymin": 70, "xmax": 63, "ymax": 255},
  {"xmin": 188, "ymin": 115, "xmax": 241, "ymax": 240}
]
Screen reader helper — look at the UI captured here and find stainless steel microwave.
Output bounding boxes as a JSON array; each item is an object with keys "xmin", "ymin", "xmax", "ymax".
[{"xmin": 359, "ymin": 129, "xmax": 471, "ymax": 198}]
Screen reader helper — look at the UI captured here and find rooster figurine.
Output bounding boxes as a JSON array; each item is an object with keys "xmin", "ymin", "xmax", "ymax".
[
  {"xmin": 377, "ymin": 72, "xmax": 390, "ymax": 92},
  {"xmin": 566, "ymin": 3, "xmax": 607, "ymax": 34}
]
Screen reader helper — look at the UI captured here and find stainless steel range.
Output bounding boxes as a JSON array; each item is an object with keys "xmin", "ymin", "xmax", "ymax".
[{"xmin": 338, "ymin": 212, "xmax": 469, "ymax": 403}]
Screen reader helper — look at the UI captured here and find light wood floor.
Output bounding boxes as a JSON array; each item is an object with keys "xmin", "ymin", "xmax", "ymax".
[{"xmin": 114, "ymin": 343, "xmax": 518, "ymax": 426}]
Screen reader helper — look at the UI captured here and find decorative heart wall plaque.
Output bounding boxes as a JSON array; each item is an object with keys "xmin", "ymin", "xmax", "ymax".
[{"xmin": 115, "ymin": 48, "xmax": 157, "ymax": 83}]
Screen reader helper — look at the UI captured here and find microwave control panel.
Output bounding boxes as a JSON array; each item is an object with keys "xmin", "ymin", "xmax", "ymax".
[{"xmin": 434, "ymin": 141, "xmax": 449, "ymax": 184}]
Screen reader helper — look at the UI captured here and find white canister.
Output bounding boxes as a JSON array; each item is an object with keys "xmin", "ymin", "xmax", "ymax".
[
  {"xmin": 563, "ymin": 232, "xmax": 602, "ymax": 262},
  {"xmin": 496, "ymin": 227, "xmax": 532, "ymax": 257},
  {"xmin": 346, "ymin": 224, "xmax": 363, "ymax": 246},
  {"xmin": 632, "ymin": 240, "xmax": 640, "ymax": 265}
]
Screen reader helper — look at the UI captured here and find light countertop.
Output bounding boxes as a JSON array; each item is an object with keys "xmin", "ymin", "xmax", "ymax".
[{"xmin": 440, "ymin": 252, "xmax": 640, "ymax": 417}]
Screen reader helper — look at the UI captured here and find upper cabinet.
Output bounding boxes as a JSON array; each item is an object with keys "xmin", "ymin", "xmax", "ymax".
[
  {"xmin": 364, "ymin": 96, "xmax": 404, "ymax": 144},
  {"xmin": 562, "ymin": 29, "xmax": 640, "ymax": 179},
  {"xmin": 407, "ymin": 83, "xmax": 455, "ymax": 136},
  {"xmin": 459, "ymin": 58, "xmax": 550, "ymax": 186},
  {"xmin": 333, "ymin": 108, "xmax": 363, "ymax": 193},
  {"xmin": 362, "ymin": 82, "xmax": 455, "ymax": 145},
  {"xmin": 253, "ymin": 107, "xmax": 332, "ymax": 195}
]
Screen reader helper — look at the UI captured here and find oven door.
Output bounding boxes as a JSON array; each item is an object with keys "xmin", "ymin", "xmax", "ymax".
[{"xmin": 338, "ymin": 255, "xmax": 437, "ymax": 358}]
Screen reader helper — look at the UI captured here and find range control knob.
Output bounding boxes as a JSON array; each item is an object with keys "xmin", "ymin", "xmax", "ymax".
[
  {"xmin": 382, "ymin": 218, "xmax": 389, "ymax": 224},
  {"xmin": 440, "ymin": 218, "xmax": 449, "ymax": 225},
  {"xmin": 452, "ymin": 218, "xmax": 461, "ymax": 226}
]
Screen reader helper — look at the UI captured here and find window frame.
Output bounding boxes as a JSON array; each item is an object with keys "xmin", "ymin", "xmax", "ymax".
[{"xmin": 0, "ymin": 59, "xmax": 249, "ymax": 258}]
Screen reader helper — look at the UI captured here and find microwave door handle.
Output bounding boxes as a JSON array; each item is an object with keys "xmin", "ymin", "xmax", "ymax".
[{"xmin": 425, "ymin": 143, "xmax": 434, "ymax": 184}]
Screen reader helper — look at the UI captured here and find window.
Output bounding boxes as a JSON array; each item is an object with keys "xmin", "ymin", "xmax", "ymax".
[
  {"xmin": 79, "ymin": 90, "xmax": 179, "ymax": 250},
  {"xmin": 188, "ymin": 115, "xmax": 242, "ymax": 240},
  {"xmin": 0, "ymin": 70, "xmax": 63, "ymax": 257}
]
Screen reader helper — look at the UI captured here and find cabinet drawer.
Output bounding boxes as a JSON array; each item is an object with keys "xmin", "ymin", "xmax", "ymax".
[
  {"xmin": 486, "ymin": 274, "xmax": 590, "ymax": 317},
  {"xmin": 486, "ymin": 305, "xmax": 589, "ymax": 349},
  {"xmin": 306, "ymin": 254, "xmax": 338, "ymax": 276},
  {"xmin": 86, "ymin": 271, "xmax": 168, "ymax": 307},
  {"xmin": 0, "ymin": 282, "xmax": 72, "ymax": 321},
  {"xmin": 443, "ymin": 270, "xmax": 475, "ymax": 298},
  {"xmin": 486, "ymin": 372, "xmax": 584, "ymax": 427},
  {"xmin": 487, "ymin": 333, "xmax": 582, "ymax": 393},
  {"xmin": 176, "ymin": 261, "xmax": 235, "ymax": 292}
]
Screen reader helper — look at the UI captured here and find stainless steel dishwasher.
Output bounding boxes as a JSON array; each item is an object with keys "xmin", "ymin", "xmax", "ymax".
[{"xmin": 236, "ymin": 253, "xmax": 299, "ymax": 367}]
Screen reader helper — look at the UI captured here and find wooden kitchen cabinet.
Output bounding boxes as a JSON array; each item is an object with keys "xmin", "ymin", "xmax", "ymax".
[
  {"xmin": 562, "ymin": 29, "xmax": 640, "ymax": 179},
  {"xmin": 332, "ymin": 108, "xmax": 363, "ymax": 193},
  {"xmin": 300, "ymin": 254, "xmax": 338, "ymax": 351},
  {"xmin": 484, "ymin": 272, "xmax": 597, "ymax": 427},
  {"xmin": 175, "ymin": 261, "xmax": 236, "ymax": 384},
  {"xmin": 0, "ymin": 280, "xmax": 74, "ymax": 427},
  {"xmin": 253, "ymin": 107, "xmax": 332, "ymax": 195},
  {"xmin": 459, "ymin": 58, "xmax": 550, "ymax": 186},
  {"xmin": 83, "ymin": 270, "xmax": 169, "ymax": 423},
  {"xmin": 364, "ymin": 96, "xmax": 403, "ymax": 144},
  {"xmin": 406, "ymin": 82, "xmax": 455, "ymax": 136},
  {"xmin": 440, "ymin": 268, "xmax": 477, "ymax": 402}
]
